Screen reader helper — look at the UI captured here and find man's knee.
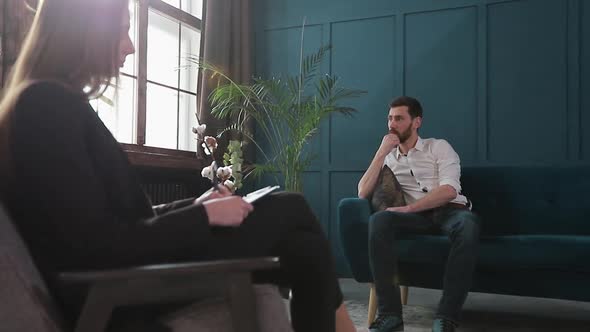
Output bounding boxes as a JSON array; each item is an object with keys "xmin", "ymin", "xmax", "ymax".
[
  {"xmin": 368, "ymin": 211, "xmax": 392, "ymax": 236},
  {"xmin": 368, "ymin": 211, "xmax": 408, "ymax": 242}
]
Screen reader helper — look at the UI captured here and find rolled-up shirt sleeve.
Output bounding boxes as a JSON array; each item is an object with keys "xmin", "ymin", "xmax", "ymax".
[{"xmin": 434, "ymin": 139, "xmax": 462, "ymax": 194}]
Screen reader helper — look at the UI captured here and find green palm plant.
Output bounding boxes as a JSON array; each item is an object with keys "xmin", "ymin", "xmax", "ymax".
[{"xmin": 188, "ymin": 46, "xmax": 365, "ymax": 192}]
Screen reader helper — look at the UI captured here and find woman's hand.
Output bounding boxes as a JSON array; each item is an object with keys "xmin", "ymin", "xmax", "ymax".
[
  {"xmin": 193, "ymin": 185, "xmax": 232, "ymax": 205},
  {"xmin": 203, "ymin": 196, "xmax": 254, "ymax": 227}
]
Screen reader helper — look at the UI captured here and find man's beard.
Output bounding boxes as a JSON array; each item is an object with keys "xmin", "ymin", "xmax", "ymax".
[{"xmin": 390, "ymin": 126, "xmax": 412, "ymax": 143}]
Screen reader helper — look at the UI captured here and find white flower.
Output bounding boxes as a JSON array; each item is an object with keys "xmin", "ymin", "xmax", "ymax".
[
  {"xmin": 201, "ymin": 161, "xmax": 216, "ymax": 181},
  {"xmin": 202, "ymin": 136, "xmax": 218, "ymax": 155},
  {"xmin": 193, "ymin": 124, "xmax": 207, "ymax": 136},
  {"xmin": 223, "ymin": 180, "xmax": 235, "ymax": 191},
  {"xmin": 217, "ymin": 166, "xmax": 233, "ymax": 179},
  {"xmin": 201, "ymin": 166, "xmax": 213, "ymax": 180},
  {"xmin": 204, "ymin": 136, "xmax": 217, "ymax": 149}
]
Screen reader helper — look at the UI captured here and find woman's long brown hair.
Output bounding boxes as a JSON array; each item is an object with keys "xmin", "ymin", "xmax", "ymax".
[{"xmin": 0, "ymin": 0, "xmax": 127, "ymax": 182}]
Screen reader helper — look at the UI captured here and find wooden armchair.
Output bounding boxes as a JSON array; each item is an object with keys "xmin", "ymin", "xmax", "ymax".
[{"xmin": 0, "ymin": 203, "xmax": 287, "ymax": 332}]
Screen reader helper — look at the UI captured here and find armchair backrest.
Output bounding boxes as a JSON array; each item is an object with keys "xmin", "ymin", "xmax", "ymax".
[{"xmin": 0, "ymin": 202, "xmax": 64, "ymax": 332}]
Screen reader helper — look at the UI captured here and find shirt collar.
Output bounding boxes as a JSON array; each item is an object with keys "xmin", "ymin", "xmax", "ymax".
[
  {"xmin": 394, "ymin": 136, "xmax": 424, "ymax": 160},
  {"xmin": 415, "ymin": 136, "xmax": 425, "ymax": 151}
]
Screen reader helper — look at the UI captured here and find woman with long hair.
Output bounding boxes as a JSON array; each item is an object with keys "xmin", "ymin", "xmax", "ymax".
[{"xmin": 0, "ymin": 0, "xmax": 356, "ymax": 331}]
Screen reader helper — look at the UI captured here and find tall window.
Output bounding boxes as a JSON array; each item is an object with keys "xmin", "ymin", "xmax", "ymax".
[{"xmin": 92, "ymin": 0, "xmax": 203, "ymax": 153}]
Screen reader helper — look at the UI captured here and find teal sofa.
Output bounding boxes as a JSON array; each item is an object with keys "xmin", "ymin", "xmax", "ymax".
[{"xmin": 338, "ymin": 165, "xmax": 590, "ymax": 303}]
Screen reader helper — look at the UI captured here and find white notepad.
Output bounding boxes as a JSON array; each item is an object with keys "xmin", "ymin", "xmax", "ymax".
[{"xmin": 243, "ymin": 185, "xmax": 280, "ymax": 203}]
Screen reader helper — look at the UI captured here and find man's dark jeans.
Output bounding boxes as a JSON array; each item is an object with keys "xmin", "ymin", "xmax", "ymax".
[{"xmin": 368, "ymin": 205, "xmax": 481, "ymax": 324}]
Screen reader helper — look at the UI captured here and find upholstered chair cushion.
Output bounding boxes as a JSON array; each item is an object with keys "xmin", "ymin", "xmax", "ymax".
[
  {"xmin": 0, "ymin": 204, "xmax": 64, "ymax": 332},
  {"xmin": 161, "ymin": 285, "xmax": 293, "ymax": 332}
]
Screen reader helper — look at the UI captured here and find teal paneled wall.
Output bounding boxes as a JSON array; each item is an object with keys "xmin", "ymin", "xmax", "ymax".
[
  {"xmin": 257, "ymin": 0, "xmax": 395, "ymax": 29},
  {"xmin": 330, "ymin": 16, "xmax": 396, "ymax": 168},
  {"xmin": 487, "ymin": 0, "xmax": 568, "ymax": 162},
  {"xmin": 405, "ymin": 6, "xmax": 478, "ymax": 163},
  {"xmin": 254, "ymin": 0, "xmax": 588, "ymax": 275}
]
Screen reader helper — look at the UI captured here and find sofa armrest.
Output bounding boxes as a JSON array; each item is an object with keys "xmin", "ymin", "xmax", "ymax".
[
  {"xmin": 58, "ymin": 257, "xmax": 279, "ymax": 332},
  {"xmin": 337, "ymin": 198, "xmax": 373, "ymax": 282}
]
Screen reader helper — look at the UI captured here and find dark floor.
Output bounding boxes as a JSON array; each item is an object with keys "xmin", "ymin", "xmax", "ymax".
[{"xmin": 340, "ymin": 278, "xmax": 590, "ymax": 331}]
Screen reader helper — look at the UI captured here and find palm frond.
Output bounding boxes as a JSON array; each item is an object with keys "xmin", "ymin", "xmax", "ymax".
[
  {"xmin": 246, "ymin": 163, "xmax": 280, "ymax": 184},
  {"xmin": 301, "ymin": 45, "xmax": 330, "ymax": 80},
  {"xmin": 331, "ymin": 106, "xmax": 358, "ymax": 116},
  {"xmin": 216, "ymin": 122, "xmax": 252, "ymax": 139}
]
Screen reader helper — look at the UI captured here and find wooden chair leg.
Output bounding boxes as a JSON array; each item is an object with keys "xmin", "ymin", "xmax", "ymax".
[
  {"xmin": 400, "ymin": 285, "xmax": 408, "ymax": 305},
  {"xmin": 367, "ymin": 283, "xmax": 377, "ymax": 326}
]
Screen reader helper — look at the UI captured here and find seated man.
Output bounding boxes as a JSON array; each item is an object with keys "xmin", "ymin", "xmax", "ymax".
[{"xmin": 357, "ymin": 96, "xmax": 481, "ymax": 332}]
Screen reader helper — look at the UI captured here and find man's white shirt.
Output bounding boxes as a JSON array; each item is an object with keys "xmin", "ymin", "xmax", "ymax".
[{"xmin": 383, "ymin": 137, "xmax": 469, "ymax": 207}]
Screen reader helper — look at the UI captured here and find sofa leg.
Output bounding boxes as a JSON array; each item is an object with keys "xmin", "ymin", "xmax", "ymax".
[
  {"xmin": 367, "ymin": 284, "xmax": 377, "ymax": 326},
  {"xmin": 400, "ymin": 285, "xmax": 408, "ymax": 305}
]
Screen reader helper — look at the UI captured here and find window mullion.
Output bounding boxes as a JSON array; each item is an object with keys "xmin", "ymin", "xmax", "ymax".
[
  {"xmin": 176, "ymin": 22, "xmax": 182, "ymax": 150},
  {"xmin": 148, "ymin": 0, "xmax": 201, "ymax": 30},
  {"xmin": 136, "ymin": 0, "xmax": 149, "ymax": 146},
  {"xmin": 195, "ymin": 0, "xmax": 207, "ymax": 125}
]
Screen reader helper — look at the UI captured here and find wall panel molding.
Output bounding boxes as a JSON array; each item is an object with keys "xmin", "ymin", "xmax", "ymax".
[
  {"xmin": 477, "ymin": 4, "xmax": 488, "ymax": 161},
  {"xmin": 581, "ymin": 0, "xmax": 590, "ymax": 160},
  {"xmin": 567, "ymin": 0, "xmax": 581, "ymax": 160}
]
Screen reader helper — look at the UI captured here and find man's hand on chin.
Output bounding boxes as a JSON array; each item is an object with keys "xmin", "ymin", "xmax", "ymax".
[{"xmin": 386, "ymin": 205, "xmax": 413, "ymax": 213}]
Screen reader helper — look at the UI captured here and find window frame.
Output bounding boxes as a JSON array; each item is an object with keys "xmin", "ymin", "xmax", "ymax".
[{"xmin": 122, "ymin": 0, "xmax": 206, "ymax": 169}]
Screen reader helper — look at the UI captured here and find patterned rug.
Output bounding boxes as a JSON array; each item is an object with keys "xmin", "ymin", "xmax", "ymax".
[
  {"xmin": 345, "ymin": 300, "xmax": 435, "ymax": 331},
  {"xmin": 345, "ymin": 299, "xmax": 590, "ymax": 332}
]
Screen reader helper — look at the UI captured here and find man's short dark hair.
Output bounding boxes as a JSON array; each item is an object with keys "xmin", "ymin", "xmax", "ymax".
[{"xmin": 389, "ymin": 96, "xmax": 423, "ymax": 119}]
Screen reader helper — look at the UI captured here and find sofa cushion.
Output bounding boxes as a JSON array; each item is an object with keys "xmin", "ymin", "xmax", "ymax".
[
  {"xmin": 461, "ymin": 166, "xmax": 590, "ymax": 236},
  {"xmin": 396, "ymin": 234, "xmax": 590, "ymax": 271}
]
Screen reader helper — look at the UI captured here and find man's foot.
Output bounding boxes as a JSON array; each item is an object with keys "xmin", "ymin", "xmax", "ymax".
[
  {"xmin": 431, "ymin": 318, "xmax": 457, "ymax": 332},
  {"xmin": 369, "ymin": 314, "xmax": 404, "ymax": 332}
]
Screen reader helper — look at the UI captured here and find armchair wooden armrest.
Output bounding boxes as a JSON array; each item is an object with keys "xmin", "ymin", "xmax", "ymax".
[{"xmin": 58, "ymin": 257, "xmax": 280, "ymax": 332}]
